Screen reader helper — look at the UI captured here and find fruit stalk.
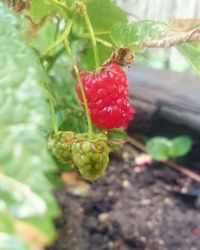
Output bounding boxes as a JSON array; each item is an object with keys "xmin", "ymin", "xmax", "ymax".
[
  {"xmin": 63, "ymin": 39, "xmax": 94, "ymax": 139},
  {"xmin": 40, "ymin": 19, "xmax": 73, "ymax": 58},
  {"xmin": 50, "ymin": 0, "xmax": 72, "ymax": 16},
  {"xmin": 81, "ymin": 3, "xmax": 100, "ymax": 68},
  {"xmin": 43, "ymin": 82, "xmax": 58, "ymax": 133}
]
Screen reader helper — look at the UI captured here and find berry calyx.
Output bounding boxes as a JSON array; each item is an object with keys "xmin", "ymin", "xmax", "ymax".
[
  {"xmin": 72, "ymin": 133, "xmax": 110, "ymax": 181},
  {"xmin": 47, "ymin": 131, "xmax": 75, "ymax": 164},
  {"xmin": 76, "ymin": 63, "xmax": 135, "ymax": 130},
  {"xmin": 105, "ymin": 48, "xmax": 134, "ymax": 66}
]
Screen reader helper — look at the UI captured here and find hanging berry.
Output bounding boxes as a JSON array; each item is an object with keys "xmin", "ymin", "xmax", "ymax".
[
  {"xmin": 47, "ymin": 131, "xmax": 75, "ymax": 164},
  {"xmin": 72, "ymin": 133, "xmax": 110, "ymax": 181},
  {"xmin": 76, "ymin": 62, "xmax": 135, "ymax": 130}
]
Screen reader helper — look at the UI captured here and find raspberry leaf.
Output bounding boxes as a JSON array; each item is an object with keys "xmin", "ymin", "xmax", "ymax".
[
  {"xmin": 81, "ymin": 0, "xmax": 127, "ymax": 69},
  {"xmin": 28, "ymin": 0, "xmax": 57, "ymax": 21},
  {"xmin": 86, "ymin": 0, "xmax": 127, "ymax": 32},
  {"xmin": 177, "ymin": 43, "xmax": 200, "ymax": 75},
  {"xmin": 44, "ymin": 50, "xmax": 88, "ymax": 133},
  {"xmin": 31, "ymin": 20, "xmax": 58, "ymax": 52},
  {"xmin": 0, "ymin": 4, "xmax": 60, "ymax": 249},
  {"xmin": 81, "ymin": 42, "xmax": 113, "ymax": 71},
  {"xmin": 111, "ymin": 20, "xmax": 200, "ymax": 75},
  {"xmin": 111, "ymin": 21, "xmax": 169, "ymax": 50}
]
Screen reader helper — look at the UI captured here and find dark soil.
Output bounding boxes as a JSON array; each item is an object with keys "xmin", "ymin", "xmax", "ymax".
[{"xmin": 47, "ymin": 144, "xmax": 200, "ymax": 250}]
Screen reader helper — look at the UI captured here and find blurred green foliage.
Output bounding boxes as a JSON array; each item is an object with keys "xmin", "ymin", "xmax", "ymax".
[
  {"xmin": 146, "ymin": 136, "xmax": 192, "ymax": 161},
  {"xmin": 0, "ymin": 2, "xmax": 59, "ymax": 249}
]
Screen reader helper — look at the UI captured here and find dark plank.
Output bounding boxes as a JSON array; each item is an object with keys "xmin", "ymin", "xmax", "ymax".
[{"xmin": 127, "ymin": 65, "xmax": 200, "ymax": 132}]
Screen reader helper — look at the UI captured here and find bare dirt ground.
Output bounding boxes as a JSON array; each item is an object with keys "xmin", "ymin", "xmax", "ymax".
[{"xmin": 47, "ymin": 140, "xmax": 200, "ymax": 250}]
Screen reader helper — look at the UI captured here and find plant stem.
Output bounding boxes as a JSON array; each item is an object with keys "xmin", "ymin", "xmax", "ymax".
[
  {"xmin": 54, "ymin": 17, "xmax": 60, "ymax": 40},
  {"xmin": 63, "ymin": 39, "xmax": 94, "ymax": 139},
  {"xmin": 43, "ymin": 83, "xmax": 58, "ymax": 133},
  {"xmin": 93, "ymin": 31, "xmax": 111, "ymax": 36},
  {"xmin": 95, "ymin": 37, "xmax": 114, "ymax": 48},
  {"xmin": 84, "ymin": 31, "xmax": 111, "ymax": 36},
  {"xmin": 50, "ymin": 0, "xmax": 71, "ymax": 15},
  {"xmin": 82, "ymin": 4, "xmax": 100, "ymax": 68},
  {"xmin": 128, "ymin": 136, "xmax": 147, "ymax": 152},
  {"xmin": 46, "ymin": 47, "xmax": 65, "ymax": 72},
  {"xmin": 164, "ymin": 160, "xmax": 200, "ymax": 183},
  {"xmin": 40, "ymin": 19, "xmax": 73, "ymax": 58},
  {"xmin": 78, "ymin": 33, "xmax": 114, "ymax": 48}
]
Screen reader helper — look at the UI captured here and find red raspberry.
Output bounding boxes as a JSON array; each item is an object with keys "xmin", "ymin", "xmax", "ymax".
[{"xmin": 76, "ymin": 63, "xmax": 135, "ymax": 130}]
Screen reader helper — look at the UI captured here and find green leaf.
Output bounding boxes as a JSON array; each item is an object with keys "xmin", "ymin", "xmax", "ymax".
[
  {"xmin": 81, "ymin": 41, "xmax": 112, "ymax": 70},
  {"xmin": 46, "ymin": 172, "xmax": 63, "ymax": 187},
  {"xmin": 146, "ymin": 137, "xmax": 171, "ymax": 161},
  {"xmin": 0, "ymin": 2, "xmax": 19, "ymax": 25},
  {"xmin": 0, "ymin": 232, "xmax": 28, "ymax": 250},
  {"xmin": 31, "ymin": 20, "xmax": 58, "ymax": 52},
  {"xmin": 0, "ymin": 211, "xmax": 28, "ymax": 250},
  {"xmin": 107, "ymin": 129, "xmax": 127, "ymax": 141},
  {"xmin": 107, "ymin": 129, "xmax": 127, "ymax": 151},
  {"xmin": 0, "ymin": 174, "xmax": 45, "ymax": 220},
  {"xmin": 0, "ymin": 4, "xmax": 60, "ymax": 249},
  {"xmin": 28, "ymin": 0, "xmax": 56, "ymax": 20},
  {"xmin": 177, "ymin": 42, "xmax": 200, "ymax": 75},
  {"xmin": 0, "ymin": 211, "xmax": 14, "ymax": 234},
  {"xmin": 80, "ymin": 0, "xmax": 127, "ymax": 70},
  {"xmin": 111, "ymin": 21, "xmax": 168, "ymax": 49},
  {"xmin": 146, "ymin": 136, "xmax": 192, "ymax": 161},
  {"xmin": 169, "ymin": 136, "xmax": 192, "ymax": 158},
  {"xmin": 47, "ymin": 47, "xmax": 88, "ymax": 132},
  {"xmin": 86, "ymin": 0, "xmax": 127, "ymax": 33}
]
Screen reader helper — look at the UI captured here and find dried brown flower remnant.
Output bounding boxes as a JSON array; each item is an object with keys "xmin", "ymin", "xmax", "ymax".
[
  {"xmin": 105, "ymin": 47, "xmax": 134, "ymax": 66},
  {"xmin": 6, "ymin": 0, "xmax": 30, "ymax": 12}
]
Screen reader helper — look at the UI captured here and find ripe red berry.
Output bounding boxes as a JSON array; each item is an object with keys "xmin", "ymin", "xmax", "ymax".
[{"xmin": 76, "ymin": 63, "xmax": 135, "ymax": 130}]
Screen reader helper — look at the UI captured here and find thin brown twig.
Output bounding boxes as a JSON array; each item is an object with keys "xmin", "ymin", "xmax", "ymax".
[
  {"xmin": 128, "ymin": 137, "xmax": 147, "ymax": 152},
  {"xmin": 143, "ymin": 27, "xmax": 200, "ymax": 48},
  {"xmin": 127, "ymin": 136, "xmax": 200, "ymax": 183},
  {"xmin": 164, "ymin": 160, "xmax": 200, "ymax": 183}
]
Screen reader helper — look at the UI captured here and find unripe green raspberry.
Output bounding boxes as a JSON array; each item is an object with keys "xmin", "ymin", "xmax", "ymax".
[
  {"xmin": 47, "ymin": 131, "xmax": 75, "ymax": 164},
  {"xmin": 72, "ymin": 134, "xmax": 110, "ymax": 181}
]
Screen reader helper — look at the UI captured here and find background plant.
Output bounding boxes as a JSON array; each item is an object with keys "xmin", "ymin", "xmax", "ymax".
[
  {"xmin": 146, "ymin": 136, "xmax": 192, "ymax": 161},
  {"xmin": 1, "ymin": 0, "xmax": 200, "ymax": 249}
]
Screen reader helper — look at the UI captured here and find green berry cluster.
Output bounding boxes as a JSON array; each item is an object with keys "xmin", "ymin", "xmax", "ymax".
[
  {"xmin": 72, "ymin": 134, "xmax": 109, "ymax": 180},
  {"xmin": 47, "ymin": 131, "xmax": 110, "ymax": 181},
  {"xmin": 47, "ymin": 131, "xmax": 75, "ymax": 164}
]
